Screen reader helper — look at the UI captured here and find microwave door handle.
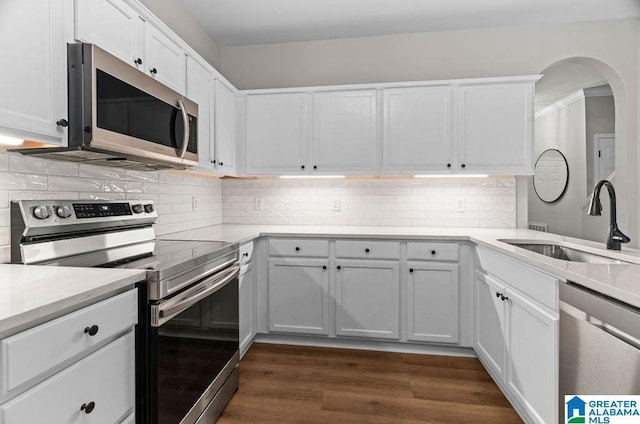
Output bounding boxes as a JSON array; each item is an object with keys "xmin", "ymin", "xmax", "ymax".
[{"xmin": 177, "ymin": 99, "xmax": 189, "ymax": 159}]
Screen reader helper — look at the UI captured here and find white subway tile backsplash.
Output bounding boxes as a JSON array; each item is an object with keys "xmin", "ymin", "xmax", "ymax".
[
  {"xmin": 126, "ymin": 170, "xmax": 159, "ymax": 182},
  {"xmin": 79, "ymin": 164, "xmax": 126, "ymax": 180},
  {"xmin": 0, "ymin": 172, "xmax": 47, "ymax": 190},
  {"xmin": 9, "ymin": 155, "xmax": 79, "ymax": 176},
  {"xmin": 48, "ymin": 176, "xmax": 104, "ymax": 192}
]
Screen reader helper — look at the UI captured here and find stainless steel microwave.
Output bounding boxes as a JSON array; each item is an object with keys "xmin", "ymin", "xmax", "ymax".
[{"xmin": 15, "ymin": 43, "xmax": 198, "ymax": 170}]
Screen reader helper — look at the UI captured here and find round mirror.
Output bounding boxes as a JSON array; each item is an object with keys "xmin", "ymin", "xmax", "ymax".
[{"xmin": 533, "ymin": 149, "xmax": 569, "ymax": 203}]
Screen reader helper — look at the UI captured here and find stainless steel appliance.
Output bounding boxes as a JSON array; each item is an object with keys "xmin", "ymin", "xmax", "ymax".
[
  {"xmin": 11, "ymin": 199, "xmax": 239, "ymax": 424},
  {"xmin": 14, "ymin": 43, "xmax": 198, "ymax": 171},
  {"xmin": 559, "ymin": 282, "xmax": 640, "ymax": 422}
]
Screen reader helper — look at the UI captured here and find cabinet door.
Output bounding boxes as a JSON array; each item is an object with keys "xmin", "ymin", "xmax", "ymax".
[
  {"xmin": 75, "ymin": 0, "xmax": 143, "ymax": 70},
  {"xmin": 144, "ymin": 23, "xmax": 186, "ymax": 94},
  {"xmin": 239, "ymin": 263, "xmax": 254, "ymax": 357},
  {"xmin": 457, "ymin": 83, "xmax": 533, "ymax": 174},
  {"xmin": 382, "ymin": 86, "xmax": 452, "ymax": 174},
  {"xmin": 335, "ymin": 260, "xmax": 400, "ymax": 339},
  {"xmin": 506, "ymin": 288, "xmax": 558, "ymax": 424},
  {"xmin": 0, "ymin": 0, "xmax": 67, "ymax": 144},
  {"xmin": 311, "ymin": 90, "xmax": 378, "ymax": 174},
  {"xmin": 186, "ymin": 57, "xmax": 214, "ymax": 170},
  {"xmin": 246, "ymin": 93, "xmax": 307, "ymax": 174},
  {"xmin": 406, "ymin": 262, "xmax": 459, "ymax": 344},
  {"xmin": 474, "ymin": 272, "xmax": 507, "ymax": 378},
  {"xmin": 214, "ymin": 80, "xmax": 237, "ymax": 173},
  {"xmin": 268, "ymin": 258, "xmax": 329, "ymax": 335}
]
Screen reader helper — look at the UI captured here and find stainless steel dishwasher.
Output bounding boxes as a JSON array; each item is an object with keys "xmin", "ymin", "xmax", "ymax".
[{"xmin": 559, "ymin": 282, "xmax": 640, "ymax": 422}]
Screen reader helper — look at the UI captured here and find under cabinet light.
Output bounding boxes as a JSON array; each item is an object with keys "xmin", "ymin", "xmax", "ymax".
[
  {"xmin": 0, "ymin": 135, "xmax": 24, "ymax": 146},
  {"xmin": 279, "ymin": 175, "xmax": 345, "ymax": 179},
  {"xmin": 414, "ymin": 174, "xmax": 489, "ymax": 178}
]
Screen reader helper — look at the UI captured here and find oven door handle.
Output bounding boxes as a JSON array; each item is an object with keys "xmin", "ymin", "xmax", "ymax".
[{"xmin": 151, "ymin": 264, "xmax": 239, "ymax": 327}]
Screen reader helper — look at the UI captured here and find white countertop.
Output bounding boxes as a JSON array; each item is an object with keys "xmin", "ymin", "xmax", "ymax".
[
  {"xmin": 0, "ymin": 265, "xmax": 145, "ymax": 338},
  {"xmin": 163, "ymin": 224, "xmax": 640, "ymax": 309}
]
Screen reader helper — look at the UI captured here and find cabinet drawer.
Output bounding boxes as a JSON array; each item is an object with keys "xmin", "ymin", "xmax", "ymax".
[
  {"xmin": 407, "ymin": 242, "xmax": 458, "ymax": 261},
  {"xmin": 268, "ymin": 238, "xmax": 329, "ymax": 257},
  {"xmin": 335, "ymin": 240, "xmax": 400, "ymax": 260},
  {"xmin": 239, "ymin": 242, "xmax": 254, "ymax": 265},
  {"xmin": 0, "ymin": 332, "xmax": 135, "ymax": 424},
  {"xmin": 1, "ymin": 289, "xmax": 137, "ymax": 395},
  {"xmin": 476, "ymin": 247, "xmax": 559, "ymax": 311}
]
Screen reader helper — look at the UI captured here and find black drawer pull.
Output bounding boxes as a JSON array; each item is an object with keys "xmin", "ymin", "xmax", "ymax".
[
  {"xmin": 295, "ymin": 246, "xmax": 300, "ymax": 251},
  {"xmin": 431, "ymin": 250, "xmax": 436, "ymax": 255},
  {"xmin": 461, "ymin": 163, "xmax": 466, "ymax": 168},
  {"xmin": 446, "ymin": 163, "xmax": 451, "ymax": 168},
  {"xmin": 322, "ymin": 265, "xmax": 327, "ymax": 270},
  {"xmin": 301, "ymin": 165, "xmax": 305, "ymax": 170},
  {"xmin": 365, "ymin": 248, "xmax": 370, "ymax": 253},
  {"xmin": 337, "ymin": 265, "xmax": 341, "ymax": 270},
  {"xmin": 409, "ymin": 268, "xmax": 414, "ymax": 273},
  {"xmin": 84, "ymin": 325, "xmax": 99, "ymax": 336},
  {"xmin": 81, "ymin": 402, "xmax": 95, "ymax": 414}
]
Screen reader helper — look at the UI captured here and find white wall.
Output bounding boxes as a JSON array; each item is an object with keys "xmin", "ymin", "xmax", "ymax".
[
  {"xmin": 0, "ymin": 151, "xmax": 223, "ymax": 263},
  {"xmin": 529, "ymin": 94, "xmax": 587, "ymax": 239},
  {"xmin": 138, "ymin": 0, "xmax": 221, "ymax": 68},
  {"xmin": 220, "ymin": 17, "xmax": 640, "ymax": 247},
  {"xmin": 223, "ymin": 177, "xmax": 516, "ymax": 228}
]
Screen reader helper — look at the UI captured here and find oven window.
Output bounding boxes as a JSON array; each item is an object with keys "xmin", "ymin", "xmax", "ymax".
[
  {"xmin": 96, "ymin": 70, "xmax": 197, "ymax": 154},
  {"xmin": 153, "ymin": 278, "xmax": 238, "ymax": 424}
]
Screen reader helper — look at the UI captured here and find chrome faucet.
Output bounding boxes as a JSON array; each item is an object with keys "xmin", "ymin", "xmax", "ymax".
[{"xmin": 587, "ymin": 180, "xmax": 630, "ymax": 250}]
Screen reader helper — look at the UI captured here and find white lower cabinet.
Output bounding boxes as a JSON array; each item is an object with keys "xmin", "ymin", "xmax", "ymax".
[
  {"xmin": 239, "ymin": 261, "xmax": 255, "ymax": 357},
  {"xmin": 268, "ymin": 258, "xmax": 330, "ymax": 335},
  {"xmin": 335, "ymin": 260, "xmax": 400, "ymax": 340},
  {"xmin": 405, "ymin": 262, "xmax": 459, "ymax": 344},
  {"xmin": 474, "ymin": 269, "xmax": 558, "ymax": 424},
  {"xmin": 0, "ymin": 331, "xmax": 135, "ymax": 424}
]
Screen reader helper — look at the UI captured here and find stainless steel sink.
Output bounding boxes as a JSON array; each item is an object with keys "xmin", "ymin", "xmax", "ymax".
[{"xmin": 501, "ymin": 241, "xmax": 633, "ymax": 265}]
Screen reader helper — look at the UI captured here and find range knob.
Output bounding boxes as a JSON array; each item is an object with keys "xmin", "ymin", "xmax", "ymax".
[
  {"xmin": 132, "ymin": 204, "xmax": 144, "ymax": 214},
  {"xmin": 55, "ymin": 205, "xmax": 73, "ymax": 218},
  {"xmin": 144, "ymin": 204, "xmax": 154, "ymax": 213},
  {"xmin": 32, "ymin": 206, "xmax": 51, "ymax": 220}
]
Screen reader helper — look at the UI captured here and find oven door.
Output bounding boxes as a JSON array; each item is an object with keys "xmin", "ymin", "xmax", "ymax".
[{"xmin": 148, "ymin": 264, "xmax": 240, "ymax": 424}]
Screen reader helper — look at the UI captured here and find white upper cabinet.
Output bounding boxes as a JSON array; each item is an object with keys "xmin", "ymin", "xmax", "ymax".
[
  {"xmin": 75, "ymin": 0, "xmax": 144, "ymax": 69},
  {"xmin": 382, "ymin": 86, "xmax": 452, "ymax": 174},
  {"xmin": 144, "ymin": 23, "xmax": 186, "ymax": 95},
  {"xmin": 246, "ymin": 93, "xmax": 306, "ymax": 174},
  {"xmin": 186, "ymin": 56, "xmax": 214, "ymax": 170},
  {"xmin": 311, "ymin": 90, "xmax": 378, "ymax": 174},
  {"xmin": 457, "ymin": 82, "xmax": 534, "ymax": 174},
  {"xmin": 214, "ymin": 80, "xmax": 237, "ymax": 173},
  {"xmin": 0, "ymin": 0, "xmax": 69, "ymax": 145}
]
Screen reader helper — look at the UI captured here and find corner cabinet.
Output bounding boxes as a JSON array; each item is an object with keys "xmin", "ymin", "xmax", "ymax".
[
  {"xmin": 457, "ymin": 82, "xmax": 534, "ymax": 174},
  {"xmin": 474, "ymin": 247, "xmax": 559, "ymax": 424},
  {"xmin": 0, "ymin": 0, "xmax": 70, "ymax": 144}
]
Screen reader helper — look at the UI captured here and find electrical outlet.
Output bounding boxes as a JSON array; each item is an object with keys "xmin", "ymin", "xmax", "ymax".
[
  {"xmin": 332, "ymin": 198, "xmax": 341, "ymax": 211},
  {"xmin": 191, "ymin": 196, "xmax": 199, "ymax": 211},
  {"xmin": 454, "ymin": 199, "xmax": 465, "ymax": 213},
  {"xmin": 254, "ymin": 196, "xmax": 263, "ymax": 210}
]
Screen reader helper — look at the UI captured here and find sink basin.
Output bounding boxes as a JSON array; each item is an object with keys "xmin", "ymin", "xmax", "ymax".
[{"xmin": 500, "ymin": 241, "xmax": 633, "ymax": 265}]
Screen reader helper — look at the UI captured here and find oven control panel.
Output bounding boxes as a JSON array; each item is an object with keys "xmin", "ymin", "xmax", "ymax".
[{"xmin": 13, "ymin": 199, "xmax": 158, "ymax": 226}]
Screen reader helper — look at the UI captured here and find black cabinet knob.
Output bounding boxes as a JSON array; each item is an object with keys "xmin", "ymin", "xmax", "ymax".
[
  {"xmin": 212, "ymin": 160, "xmax": 217, "ymax": 164},
  {"xmin": 84, "ymin": 325, "xmax": 99, "ymax": 336},
  {"xmin": 301, "ymin": 165, "xmax": 305, "ymax": 170},
  {"xmin": 409, "ymin": 268, "xmax": 414, "ymax": 273},
  {"xmin": 243, "ymin": 252, "xmax": 249, "ymax": 257},
  {"xmin": 337, "ymin": 265, "xmax": 341, "ymax": 270},
  {"xmin": 134, "ymin": 58, "xmax": 143, "ymax": 65},
  {"xmin": 56, "ymin": 119, "xmax": 68, "ymax": 128},
  {"xmin": 295, "ymin": 246, "xmax": 300, "ymax": 251},
  {"xmin": 322, "ymin": 265, "xmax": 327, "ymax": 270},
  {"xmin": 446, "ymin": 163, "xmax": 451, "ymax": 168},
  {"xmin": 219, "ymin": 162, "xmax": 224, "ymax": 166},
  {"xmin": 501, "ymin": 295, "xmax": 509, "ymax": 301},
  {"xmin": 495, "ymin": 292, "xmax": 501, "ymax": 298},
  {"xmin": 431, "ymin": 250, "xmax": 436, "ymax": 255},
  {"xmin": 461, "ymin": 164, "xmax": 466, "ymax": 168},
  {"xmin": 313, "ymin": 165, "xmax": 317, "ymax": 170},
  {"xmin": 150, "ymin": 68, "xmax": 158, "ymax": 74},
  {"xmin": 365, "ymin": 248, "xmax": 370, "ymax": 253},
  {"xmin": 81, "ymin": 402, "xmax": 95, "ymax": 414}
]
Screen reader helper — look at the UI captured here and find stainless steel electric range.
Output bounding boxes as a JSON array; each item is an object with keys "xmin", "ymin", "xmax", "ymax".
[{"xmin": 11, "ymin": 199, "xmax": 239, "ymax": 424}]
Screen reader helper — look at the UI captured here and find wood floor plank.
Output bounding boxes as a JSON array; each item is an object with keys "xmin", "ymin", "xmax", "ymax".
[{"xmin": 218, "ymin": 343, "xmax": 523, "ymax": 424}]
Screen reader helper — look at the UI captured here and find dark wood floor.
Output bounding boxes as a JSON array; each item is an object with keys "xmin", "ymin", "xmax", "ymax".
[{"xmin": 218, "ymin": 343, "xmax": 523, "ymax": 423}]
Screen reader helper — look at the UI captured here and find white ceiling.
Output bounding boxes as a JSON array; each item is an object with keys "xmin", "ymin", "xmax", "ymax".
[{"xmin": 181, "ymin": 0, "xmax": 640, "ymax": 47}]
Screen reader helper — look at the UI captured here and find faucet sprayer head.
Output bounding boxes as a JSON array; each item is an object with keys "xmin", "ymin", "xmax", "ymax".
[{"xmin": 587, "ymin": 193, "xmax": 602, "ymax": 216}]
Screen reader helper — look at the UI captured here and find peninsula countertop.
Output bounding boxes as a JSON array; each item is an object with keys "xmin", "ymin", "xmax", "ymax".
[{"xmin": 162, "ymin": 224, "xmax": 640, "ymax": 309}]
